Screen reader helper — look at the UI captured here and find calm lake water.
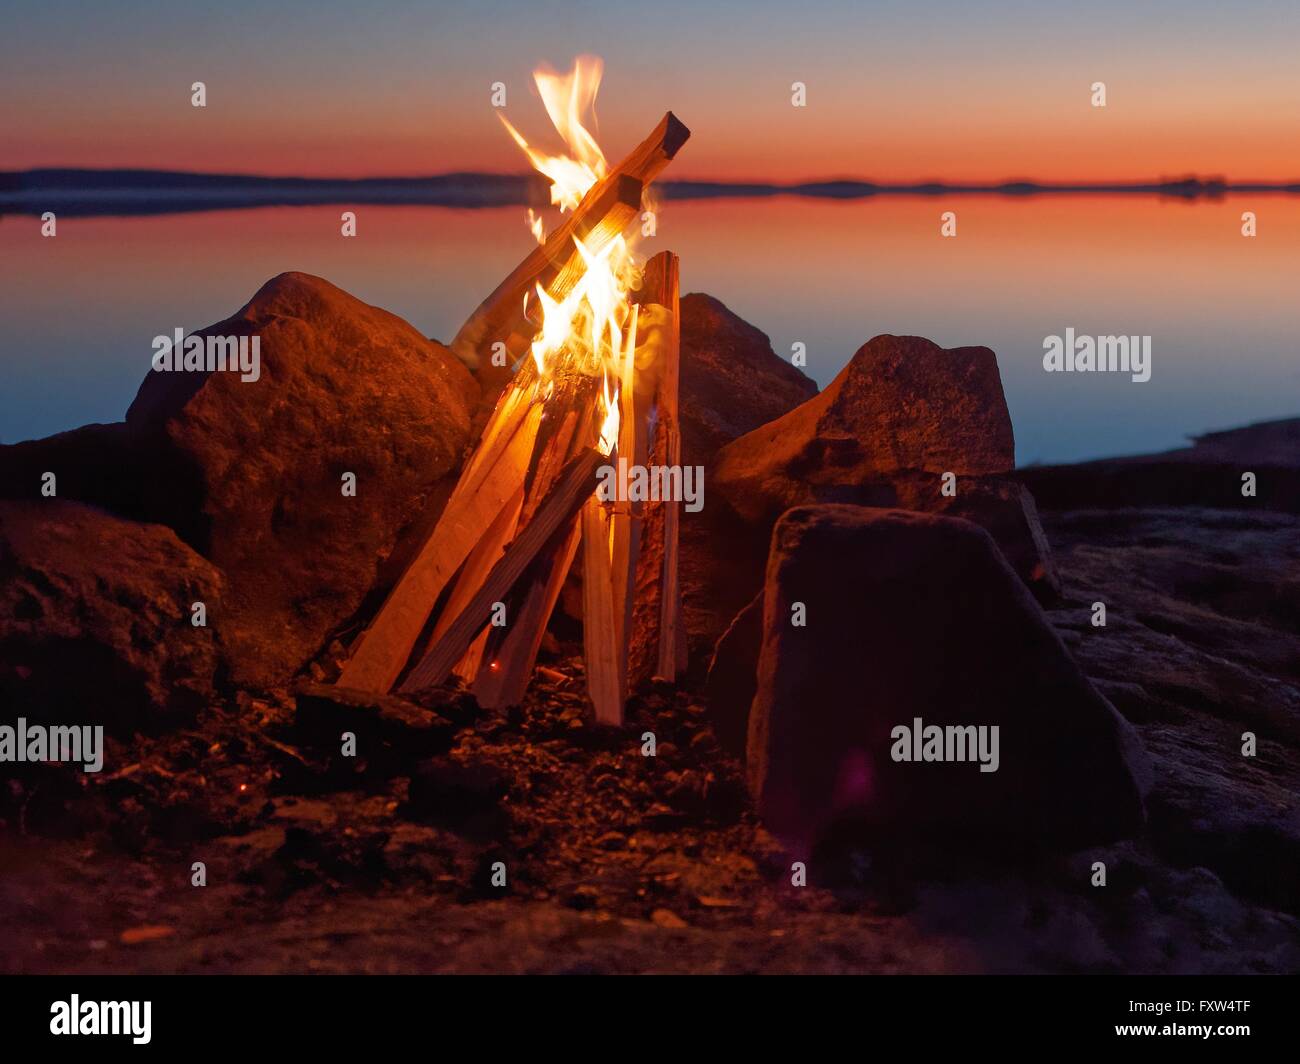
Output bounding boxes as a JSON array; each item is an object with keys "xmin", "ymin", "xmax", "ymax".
[{"xmin": 2, "ymin": 196, "xmax": 1296, "ymax": 464}]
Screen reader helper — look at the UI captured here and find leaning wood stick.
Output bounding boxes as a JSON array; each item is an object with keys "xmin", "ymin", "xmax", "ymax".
[
  {"xmin": 337, "ymin": 398, "xmax": 544, "ymax": 693},
  {"xmin": 453, "ymin": 176, "xmax": 641, "ymax": 383},
  {"xmin": 398, "ymin": 447, "xmax": 605, "ymax": 694},
  {"xmin": 445, "ymin": 485, "xmax": 525, "ymax": 682},
  {"xmin": 452, "ymin": 367, "xmax": 536, "ymax": 501},
  {"xmin": 474, "ymin": 514, "xmax": 582, "ymax": 709},
  {"xmin": 647, "ymin": 255, "xmax": 683, "ymax": 681},
  {"xmin": 609, "ymin": 308, "xmax": 651, "ymax": 696},
  {"xmin": 453, "ymin": 112, "xmax": 691, "ymax": 381},
  {"xmin": 622, "ymin": 252, "xmax": 683, "ymax": 684},
  {"xmin": 581, "ymin": 494, "xmax": 623, "ymax": 725},
  {"xmin": 476, "ymin": 397, "xmax": 597, "ymax": 706}
]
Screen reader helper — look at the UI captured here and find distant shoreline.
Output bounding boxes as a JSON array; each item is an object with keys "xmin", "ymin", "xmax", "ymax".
[{"xmin": 3, "ymin": 168, "xmax": 1298, "ymax": 217}]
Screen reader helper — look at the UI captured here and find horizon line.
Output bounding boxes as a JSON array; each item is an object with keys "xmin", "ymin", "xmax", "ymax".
[{"xmin": 3, "ymin": 167, "xmax": 1298, "ymax": 218}]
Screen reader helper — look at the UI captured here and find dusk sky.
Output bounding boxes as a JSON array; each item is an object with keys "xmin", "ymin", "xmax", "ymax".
[{"xmin": 5, "ymin": 0, "xmax": 1299, "ymax": 182}]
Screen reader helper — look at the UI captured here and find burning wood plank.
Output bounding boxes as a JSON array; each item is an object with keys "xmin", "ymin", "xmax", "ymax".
[
  {"xmin": 581, "ymin": 493, "xmax": 623, "ymax": 724},
  {"xmin": 453, "ymin": 112, "xmax": 690, "ymax": 388},
  {"xmin": 627, "ymin": 252, "xmax": 684, "ymax": 684},
  {"xmin": 397, "ymin": 447, "xmax": 606, "ymax": 694},
  {"xmin": 336, "ymin": 59, "xmax": 688, "ymax": 714},
  {"xmin": 336, "ymin": 391, "xmax": 543, "ymax": 693},
  {"xmin": 472, "ymin": 514, "xmax": 582, "ymax": 709},
  {"xmin": 441, "ymin": 486, "xmax": 525, "ymax": 682},
  {"xmin": 474, "ymin": 397, "xmax": 597, "ymax": 707}
]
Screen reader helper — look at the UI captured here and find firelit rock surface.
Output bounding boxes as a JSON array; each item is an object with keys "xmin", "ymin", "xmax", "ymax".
[
  {"xmin": 125, "ymin": 272, "xmax": 478, "ymax": 687},
  {"xmin": 0, "ymin": 500, "xmax": 223, "ymax": 729}
]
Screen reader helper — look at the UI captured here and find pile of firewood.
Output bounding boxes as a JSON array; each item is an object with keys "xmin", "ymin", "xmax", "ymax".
[{"xmin": 336, "ymin": 112, "xmax": 691, "ymax": 724}]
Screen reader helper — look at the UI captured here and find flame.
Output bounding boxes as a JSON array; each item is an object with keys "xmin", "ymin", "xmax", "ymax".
[
  {"xmin": 501, "ymin": 56, "xmax": 646, "ymax": 451},
  {"xmin": 526, "ymin": 208, "xmax": 546, "ymax": 245},
  {"xmin": 598, "ymin": 373, "xmax": 620, "ymax": 456},
  {"xmin": 499, "ymin": 56, "xmax": 608, "ymax": 213}
]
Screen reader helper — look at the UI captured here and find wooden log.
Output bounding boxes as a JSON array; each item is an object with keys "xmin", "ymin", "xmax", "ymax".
[
  {"xmin": 454, "ymin": 175, "xmax": 641, "ymax": 392},
  {"xmin": 473, "ymin": 513, "xmax": 582, "ymax": 709},
  {"xmin": 609, "ymin": 306, "xmax": 646, "ymax": 655},
  {"xmin": 443, "ymin": 485, "xmax": 525, "ymax": 682},
  {"xmin": 336, "ymin": 396, "xmax": 543, "ymax": 693},
  {"xmin": 397, "ymin": 447, "xmax": 605, "ymax": 694},
  {"xmin": 454, "ymin": 112, "xmax": 691, "ymax": 389},
  {"xmin": 649, "ymin": 255, "xmax": 683, "ymax": 681},
  {"xmin": 623, "ymin": 252, "xmax": 683, "ymax": 685},
  {"xmin": 452, "ymin": 367, "xmax": 536, "ymax": 500},
  {"xmin": 581, "ymin": 494, "xmax": 623, "ymax": 724},
  {"xmin": 474, "ymin": 395, "xmax": 598, "ymax": 707}
]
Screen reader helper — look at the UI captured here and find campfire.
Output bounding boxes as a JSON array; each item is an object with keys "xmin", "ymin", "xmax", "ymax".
[{"xmin": 337, "ymin": 57, "xmax": 691, "ymax": 724}]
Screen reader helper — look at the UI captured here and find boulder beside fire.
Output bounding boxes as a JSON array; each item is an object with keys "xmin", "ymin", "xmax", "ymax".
[
  {"xmin": 0, "ymin": 500, "xmax": 223, "ymax": 730},
  {"xmin": 0, "ymin": 273, "xmax": 479, "ymax": 692},
  {"xmin": 745, "ymin": 505, "xmax": 1150, "ymax": 855},
  {"xmin": 712, "ymin": 333, "xmax": 1059, "ymax": 602}
]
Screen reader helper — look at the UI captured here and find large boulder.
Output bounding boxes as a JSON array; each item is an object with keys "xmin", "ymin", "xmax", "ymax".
[
  {"xmin": 678, "ymin": 293, "xmax": 818, "ymax": 466},
  {"xmin": 747, "ymin": 505, "xmax": 1149, "ymax": 854},
  {"xmin": 0, "ymin": 423, "xmax": 152, "ymax": 519},
  {"xmin": 0, "ymin": 501, "xmax": 223, "ymax": 730},
  {"xmin": 716, "ymin": 334, "xmax": 1014, "ymax": 521},
  {"xmin": 703, "ymin": 593, "xmax": 763, "ymax": 758},
  {"xmin": 123, "ymin": 272, "xmax": 478, "ymax": 688},
  {"xmin": 675, "ymin": 294, "xmax": 818, "ymax": 664},
  {"xmin": 714, "ymin": 334, "xmax": 1057, "ymax": 599}
]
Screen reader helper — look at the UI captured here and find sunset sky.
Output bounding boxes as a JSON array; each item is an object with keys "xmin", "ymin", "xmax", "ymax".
[{"xmin": 4, "ymin": 0, "xmax": 1298, "ymax": 183}]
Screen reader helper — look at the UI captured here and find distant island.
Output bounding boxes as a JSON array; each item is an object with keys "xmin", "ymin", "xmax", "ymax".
[{"xmin": 3, "ymin": 168, "xmax": 1298, "ymax": 217}]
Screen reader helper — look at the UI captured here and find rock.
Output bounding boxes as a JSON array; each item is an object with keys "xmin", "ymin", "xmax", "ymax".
[
  {"xmin": 678, "ymin": 294, "xmax": 817, "ymax": 466},
  {"xmin": 705, "ymin": 484, "xmax": 1060, "ymax": 769},
  {"xmin": 747, "ymin": 505, "xmax": 1149, "ymax": 854},
  {"xmin": 293, "ymin": 681, "xmax": 456, "ymax": 760},
  {"xmin": 124, "ymin": 272, "xmax": 478, "ymax": 687},
  {"xmin": 0, "ymin": 423, "xmax": 151, "ymax": 518},
  {"xmin": 703, "ymin": 593, "xmax": 763, "ymax": 759},
  {"xmin": 1042, "ymin": 505, "xmax": 1300, "ymax": 911},
  {"xmin": 670, "ymin": 294, "xmax": 818, "ymax": 664},
  {"xmin": 716, "ymin": 334, "xmax": 1014, "ymax": 523},
  {"xmin": 1020, "ymin": 417, "xmax": 1300, "ymax": 514},
  {"xmin": 0, "ymin": 501, "xmax": 222, "ymax": 729},
  {"xmin": 920, "ymin": 477, "xmax": 1060, "ymax": 596},
  {"xmin": 713, "ymin": 334, "xmax": 1057, "ymax": 598}
]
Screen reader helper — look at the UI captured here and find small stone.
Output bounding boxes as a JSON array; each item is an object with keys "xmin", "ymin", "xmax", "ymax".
[
  {"xmin": 651, "ymin": 908, "xmax": 688, "ymax": 929},
  {"xmin": 566, "ymin": 885, "xmax": 600, "ymax": 911}
]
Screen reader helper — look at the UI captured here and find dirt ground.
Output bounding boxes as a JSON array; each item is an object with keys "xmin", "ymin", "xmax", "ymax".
[{"xmin": 1, "ymin": 507, "xmax": 1297, "ymax": 974}]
